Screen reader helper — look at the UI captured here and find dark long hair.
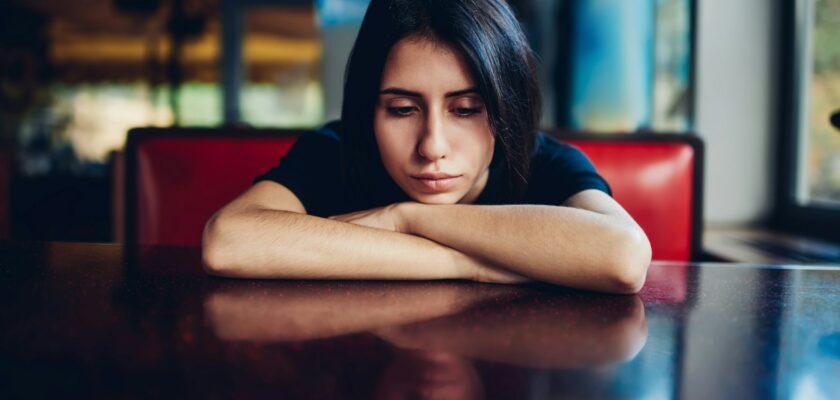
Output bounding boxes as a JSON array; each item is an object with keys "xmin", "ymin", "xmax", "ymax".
[{"xmin": 340, "ymin": 0, "xmax": 541, "ymax": 205}]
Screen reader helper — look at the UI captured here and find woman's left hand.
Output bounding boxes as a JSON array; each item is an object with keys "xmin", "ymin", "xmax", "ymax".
[{"xmin": 328, "ymin": 202, "xmax": 415, "ymax": 233}]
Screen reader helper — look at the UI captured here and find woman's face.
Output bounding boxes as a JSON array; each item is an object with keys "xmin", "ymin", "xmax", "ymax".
[{"xmin": 374, "ymin": 37, "xmax": 495, "ymax": 205}]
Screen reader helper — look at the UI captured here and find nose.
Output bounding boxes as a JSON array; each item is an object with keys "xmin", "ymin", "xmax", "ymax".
[{"xmin": 416, "ymin": 112, "xmax": 450, "ymax": 161}]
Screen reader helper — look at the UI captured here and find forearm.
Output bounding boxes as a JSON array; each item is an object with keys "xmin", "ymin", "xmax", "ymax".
[
  {"xmin": 202, "ymin": 207, "xmax": 524, "ymax": 282},
  {"xmin": 402, "ymin": 203, "xmax": 650, "ymax": 293}
]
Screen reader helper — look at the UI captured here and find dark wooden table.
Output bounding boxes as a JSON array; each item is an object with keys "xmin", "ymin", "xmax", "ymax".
[{"xmin": 1, "ymin": 242, "xmax": 838, "ymax": 399}]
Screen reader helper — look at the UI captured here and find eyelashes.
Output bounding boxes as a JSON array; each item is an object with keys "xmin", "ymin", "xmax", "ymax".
[
  {"xmin": 453, "ymin": 107, "xmax": 483, "ymax": 117},
  {"xmin": 386, "ymin": 106, "xmax": 483, "ymax": 118},
  {"xmin": 386, "ymin": 106, "xmax": 418, "ymax": 116}
]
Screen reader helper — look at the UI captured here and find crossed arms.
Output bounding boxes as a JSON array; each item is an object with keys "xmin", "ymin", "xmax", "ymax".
[{"xmin": 201, "ymin": 180, "xmax": 651, "ymax": 293}]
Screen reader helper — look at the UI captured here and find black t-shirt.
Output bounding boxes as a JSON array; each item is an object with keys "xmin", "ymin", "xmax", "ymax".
[{"xmin": 254, "ymin": 120, "xmax": 611, "ymax": 217}]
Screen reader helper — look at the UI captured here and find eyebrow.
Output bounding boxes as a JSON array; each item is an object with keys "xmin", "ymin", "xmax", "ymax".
[{"xmin": 379, "ymin": 87, "xmax": 480, "ymax": 98}]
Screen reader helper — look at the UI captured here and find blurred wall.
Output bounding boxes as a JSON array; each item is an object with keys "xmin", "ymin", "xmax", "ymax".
[{"xmin": 695, "ymin": 0, "xmax": 780, "ymax": 225}]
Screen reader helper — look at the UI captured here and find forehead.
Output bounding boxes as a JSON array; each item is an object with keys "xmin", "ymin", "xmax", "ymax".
[{"xmin": 380, "ymin": 37, "xmax": 475, "ymax": 91}]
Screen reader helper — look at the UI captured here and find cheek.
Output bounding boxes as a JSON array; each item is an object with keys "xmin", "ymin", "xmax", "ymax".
[
  {"xmin": 485, "ymin": 133, "xmax": 495, "ymax": 162},
  {"xmin": 374, "ymin": 115, "xmax": 416, "ymax": 168},
  {"xmin": 453, "ymin": 115, "xmax": 493, "ymax": 157},
  {"xmin": 459, "ymin": 127, "xmax": 495, "ymax": 166}
]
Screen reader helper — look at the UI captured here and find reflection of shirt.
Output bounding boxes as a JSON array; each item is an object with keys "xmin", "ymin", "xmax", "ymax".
[{"xmin": 254, "ymin": 120, "xmax": 611, "ymax": 217}]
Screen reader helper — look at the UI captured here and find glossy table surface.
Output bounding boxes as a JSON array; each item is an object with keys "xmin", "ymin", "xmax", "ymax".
[{"xmin": 0, "ymin": 242, "xmax": 838, "ymax": 399}]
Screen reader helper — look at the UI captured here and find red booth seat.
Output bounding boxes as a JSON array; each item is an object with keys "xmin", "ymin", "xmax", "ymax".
[
  {"xmin": 125, "ymin": 128, "xmax": 702, "ymax": 261},
  {"xmin": 125, "ymin": 128, "xmax": 300, "ymax": 246},
  {"xmin": 560, "ymin": 134, "xmax": 703, "ymax": 262}
]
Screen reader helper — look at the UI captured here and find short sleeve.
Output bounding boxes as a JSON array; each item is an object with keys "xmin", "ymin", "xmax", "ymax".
[
  {"xmin": 526, "ymin": 134, "xmax": 612, "ymax": 205},
  {"xmin": 253, "ymin": 125, "xmax": 342, "ymax": 216}
]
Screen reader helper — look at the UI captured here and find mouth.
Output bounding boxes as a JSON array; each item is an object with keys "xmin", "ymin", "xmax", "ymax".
[
  {"xmin": 411, "ymin": 172, "xmax": 460, "ymax": 180},
  {"xmin": 410, "ymin": 173, "xmax": 463, "ymax": 193}
]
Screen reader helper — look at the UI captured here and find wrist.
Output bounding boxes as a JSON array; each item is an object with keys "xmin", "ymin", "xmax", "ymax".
[
  {"xmin": 395, "ymin": 201, "xmax": 423, "ymax": 235},
  {"xmin": 443, "ymin": 245, "xmax": 476, "ymax": 280}
]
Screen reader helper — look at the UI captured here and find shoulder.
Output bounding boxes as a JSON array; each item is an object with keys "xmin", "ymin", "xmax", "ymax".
[
  {"xmin": 317, "ymin": 119, "xmax": 343, "ymax": 140},
  {"xmin": 295, "ymin": 119, "xmax": 342, "ymax": 146},
  {"xmin": 255, "ymin": 119, "xmax": 345, "ymax": 180},
  {"xmin": 252, "ymin": 120, "xmax": 346, "ymax": 217},
  {"xmin": 531, "ymin": 132, "xmax": 593, "ymax": 167},
  {"xmin": 281, "ymin": 120, "xmax": 343, "ymax": 162},
  {"xmin": 525, "ymin": 132, "xmax": 612, "ymax": 203}
]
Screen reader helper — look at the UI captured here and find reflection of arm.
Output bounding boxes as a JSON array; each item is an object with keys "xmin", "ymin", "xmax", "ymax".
[
  {"xmin": 204, "ymin": 282, "xmax": 521, "ymax": 342},
  {"xmin": 375, "ymin": 295, "xmax": 647, "ymax": 368}
]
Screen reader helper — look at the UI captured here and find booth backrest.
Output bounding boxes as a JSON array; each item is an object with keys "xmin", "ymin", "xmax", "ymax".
[
  {"xmin": 125, "ymin": 128, "xmax": 299, "ymax": 246},
  {"xmin": 559, "ymin": 133, "xmax": 703, "ymax": 261},
  {"xmin": 126, "ymin": 128, "xmax": 702, "ymax": 260}
]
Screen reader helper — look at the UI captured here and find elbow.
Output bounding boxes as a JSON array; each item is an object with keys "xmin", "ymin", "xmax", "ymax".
[
  {"xmin": 606, "ymin": 226, "xmax": 652, "ymax": 294},
  {"xmin": 201, "ymin": 210, "xmax": 239, "ymax": 277},
  {"xmin": 202, "ymin": 241, "xmax": 228, "ymax": 277}
]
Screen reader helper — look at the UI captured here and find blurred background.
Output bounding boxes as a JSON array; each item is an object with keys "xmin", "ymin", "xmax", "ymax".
[{"xmin": 0, "ymin": 0, "xmax": 837, "ymax": 250}]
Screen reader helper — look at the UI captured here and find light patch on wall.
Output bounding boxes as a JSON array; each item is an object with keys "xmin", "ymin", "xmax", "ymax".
[{"xmin": 61, "ymin": 84, "xmax": 172, "ymax": 162}]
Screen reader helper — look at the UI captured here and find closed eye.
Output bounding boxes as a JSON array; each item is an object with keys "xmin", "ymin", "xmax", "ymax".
[
  {"xmin": 387, "ymin": 106, "xmax": 418, "ymax": 116},
  {"xmin": 453, "ymin": 107, "xmax": 482, "ymax": 117}
]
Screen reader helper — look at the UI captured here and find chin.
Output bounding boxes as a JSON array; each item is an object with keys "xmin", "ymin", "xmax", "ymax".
[{"xmin": 407, "ymin": 191, "xmax": 464, "ymax": 205}]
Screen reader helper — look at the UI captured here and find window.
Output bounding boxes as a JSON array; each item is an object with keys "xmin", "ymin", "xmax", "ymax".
[
  {"xmin": 777, "ymin": 0, "xmax": 840, "ymax": 241},
  {"xmin": 549, "ymin": 0, "xmax": 695, "ymax": 132},
  {"xmin": 9, "ymin": 1, "xmax": 325, "ymax": 176},
  {"xmin": 797, "ymin": 0, "xmax": 840, "ymax": 207},
  {"xmin": 240, "ymin": 5, "xmax": 323, "ymax": 127},
  {"xmin": 12, "ymin": 0, "xmax": 223, "ymax": 176}
]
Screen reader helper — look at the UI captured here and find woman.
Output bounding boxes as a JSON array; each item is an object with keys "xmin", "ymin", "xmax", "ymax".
[{"xmin": 202, "ymin": 0, "xmax": 651, "ymax": 293}]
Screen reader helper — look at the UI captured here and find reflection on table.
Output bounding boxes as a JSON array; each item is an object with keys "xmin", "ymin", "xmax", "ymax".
[{"xmin": 0, "ymin": 242, "xmax": 837, "ymax": 399}]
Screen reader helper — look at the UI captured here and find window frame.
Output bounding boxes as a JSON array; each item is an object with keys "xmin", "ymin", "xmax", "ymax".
[{"xmin": 774, "ymin": 0, "xmax": 840, "ymax": 242}]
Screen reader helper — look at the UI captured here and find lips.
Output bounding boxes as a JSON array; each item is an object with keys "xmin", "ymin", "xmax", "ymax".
[
  {"xmin": 411, "ymin": 172, "xmax": 460, "ymax": 180},
  {"xmin": 410, "ymin": 172, "xmax": 462, "ymax": 193}
]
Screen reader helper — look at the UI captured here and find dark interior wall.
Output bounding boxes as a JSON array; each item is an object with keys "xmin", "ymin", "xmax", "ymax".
[{"xmin": 11, "ymin": 176, "xmax": 112, "ymax": 242}]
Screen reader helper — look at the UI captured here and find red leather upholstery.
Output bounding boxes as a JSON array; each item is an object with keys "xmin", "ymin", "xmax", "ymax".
[
  {"xmin": 126, "ymin": 129, "xmax": 299, "ymax": 246},
  {"xmin": 563, "ymin": 136, "xmax": 702, "ymax": 262},
  {"xmin": 127, "ymin": 129, "xmax": 702, "ymax": 262}
]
